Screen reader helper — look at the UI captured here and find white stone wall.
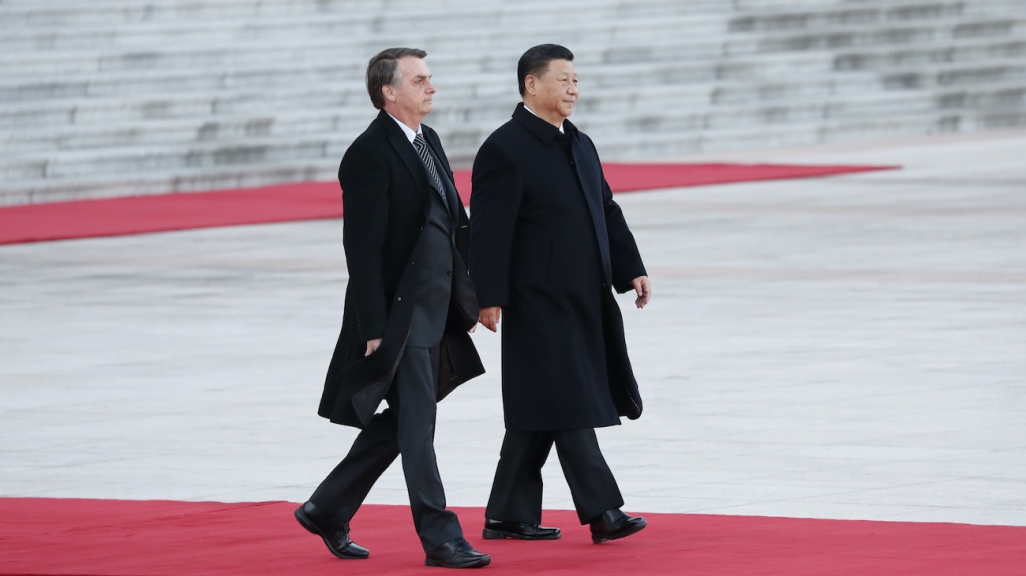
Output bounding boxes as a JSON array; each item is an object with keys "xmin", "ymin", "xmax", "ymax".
[{"xmin": 2, "ymin": 0, "xmax": 1025, "ymax": 204}]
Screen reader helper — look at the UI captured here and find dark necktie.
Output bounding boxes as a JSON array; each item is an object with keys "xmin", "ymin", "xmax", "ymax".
[{"xmin": 413, "ymin": 133, "xmax": 449, "ymax": 211}]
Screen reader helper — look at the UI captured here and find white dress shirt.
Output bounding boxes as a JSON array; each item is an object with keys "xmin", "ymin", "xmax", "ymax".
[
  {"xmin": 387, "ymin": 112, "xmax": 422, "ymax": 144},
  {"xmin": 523, "ymin": 104, "xmax": 565, "ymax": 134}
]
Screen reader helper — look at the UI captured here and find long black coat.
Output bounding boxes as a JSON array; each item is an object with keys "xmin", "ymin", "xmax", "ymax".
[
  {"xmin": 318, "ymin": 110, "xmax": 484, "ymax": 429},
  {"xmin": 470, "ymin": 103, "xmax": 646, "ymax": 431}
]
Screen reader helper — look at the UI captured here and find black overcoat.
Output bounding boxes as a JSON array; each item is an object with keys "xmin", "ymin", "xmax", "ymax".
[
  {"xmin": 469, "ymin": 103, "xmax": 646, "ymax": 431},
  {"xmin": 318, "ymin": 110, "xmax": 484, "ymax": 429}
]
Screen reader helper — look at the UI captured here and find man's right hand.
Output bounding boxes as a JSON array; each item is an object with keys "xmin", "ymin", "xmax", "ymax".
[
  {"xmin": 365, "ymin": 338, "xmax": 382, "ymax": 356},
  {"xmin": 479, "ymin": 306, "xmax": 501, "ymax": 332}
]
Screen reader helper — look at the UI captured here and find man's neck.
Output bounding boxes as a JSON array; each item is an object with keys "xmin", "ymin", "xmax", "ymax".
[
  {"xmin": 385, "ymin": 108, "xmax": 423, "ymax": 133},
  {"xmin": 522, "ymin": 101, "xmax": 565, "ymax": 130}
]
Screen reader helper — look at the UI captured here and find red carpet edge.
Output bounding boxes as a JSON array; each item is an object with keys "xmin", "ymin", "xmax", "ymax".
[
  {"xmin": 0, "ymin": 163, "xmax": 898, "ymax": 245},
  {"xmin": 0, "ymin": 498, "xmax": 1022, "ymax": 576}
]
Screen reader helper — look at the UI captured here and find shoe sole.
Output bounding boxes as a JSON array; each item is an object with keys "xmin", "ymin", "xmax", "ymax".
[
  {"xmin": 591, "ymin": 519, "xmax": 647, "ymax": 544},
  {"xmin": 294, "ymin": 507, "xmax": 369, "ymax": 560},
  {"xmin": 482, "ymin": 528, "xmax": 562, "ymax": 540},
  {"xmin": 425, "ymin": 556, "xmax": 492, "ymax": 568}
]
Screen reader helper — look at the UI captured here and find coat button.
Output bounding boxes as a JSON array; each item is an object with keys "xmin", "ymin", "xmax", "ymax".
[
  {"xmin": 397, "ymin": 296, "xmax": 402, "ymax": 301},
  {"xmin": 446, "ymin": 270, "xmax": 453, "ymax": 276}
]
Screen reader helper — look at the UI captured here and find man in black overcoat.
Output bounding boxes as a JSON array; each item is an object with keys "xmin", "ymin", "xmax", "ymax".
[
  {"xmin": 470, "ymin": 44, "xmax": 653, "ymax": 544},
  {"xmin": 294, "ymin": 48, "xmax": 490, "ymax": 569}
]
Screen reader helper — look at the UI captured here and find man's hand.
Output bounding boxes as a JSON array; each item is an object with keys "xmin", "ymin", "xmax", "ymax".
[
  {"xmin": 365, "ymin": 338, "xmax": 382, "ymax": 356},
  {"xmin": 631, "ymin": 276, "xmax": 652, "ymax": 309},
  {"xmin": 479, "ymin": 306, "xmax": 501, "ymax": 332}
]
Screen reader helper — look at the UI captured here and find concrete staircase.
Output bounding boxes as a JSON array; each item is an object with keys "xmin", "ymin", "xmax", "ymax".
[{"xmin": 2, "ymin": 0, "xmax": 1025, "ymax": 205}]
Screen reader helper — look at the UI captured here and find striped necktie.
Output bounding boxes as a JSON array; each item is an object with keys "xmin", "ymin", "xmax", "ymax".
[{"xmin": 413, "ymin": 133, "xmax": 449, "ymax": 211}]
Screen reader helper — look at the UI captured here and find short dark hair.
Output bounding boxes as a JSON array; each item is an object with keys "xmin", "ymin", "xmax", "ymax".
[
  {"xmin": 366, "ymin": 47, "xmax": 428, "ymax": 109},
  {"xmin": 517, "ymin": 44, "xmax": 574, "ymax": 96}
]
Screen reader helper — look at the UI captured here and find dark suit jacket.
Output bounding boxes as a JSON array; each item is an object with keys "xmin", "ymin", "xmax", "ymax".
[
  {"xmin": 318, "ymin": 110, "xmax": 484, "ymax": 429},
  {"xmin": 470, "ymin": 103, "xmax": 647, "ymax": 431}
]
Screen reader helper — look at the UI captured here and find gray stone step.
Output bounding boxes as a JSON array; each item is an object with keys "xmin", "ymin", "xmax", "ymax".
[
  {"xmin": 0, "ymin": 76, "xmax": 890, "ymax": 155},
  {"xmin": 5, "ymin": 46, "xmax": 1018, "ymax": 122},
  {"xmin": 737, "ymin": 0, "xmax": 1026, "ymax": 23},
  {"xmin": 7, "ymin": 78, "xmax": 1023, "ymax": 177},
  {"xmin": 0, "ymin": 11, "xmax": 726, "ymax": 55},
  {"xmin": 15, "ymin": 77, "xmax": 1024, "ymax": 155},
  {"xmin": 2, "ymin": 0, "xmax": 1024, "ymax": 204},
  {"xmin": 0, "ymin": 160, "xmax": 342, "ymax": 206},
  {"xmin": 6, "ymin": 105, "xmax": 1023, "ymax": 207},
  {"xmin": 0, "ymin": 86, "xmax": 368, "ymax": 129},
  {"xmin": 8, "ymin": 25, "xmax": 1024, "ymax": 87},
  {"xmin": 5, "ymin": 7, "xmax": 1023, "ymax": 67},
  {"xmin": 0, "ymin": 34, "xmax": 725, "ymax": 79},
  {"xmin": 832, "ymin": 37, "xmax": 1026, "ymax": 71},
  {"xmin": 726, "ymin": 0, "xmax": 1024, "ymax": 32},
  {"xmin": 1, "ymin": 134, "xmax": 351, "ymax": 181},
  {"xmin": 0, "ymin": 0, "xmax": 719, "ymax": 29},
  {"xmin": 2, "ymin": 109, "xmax": 372, "ymax": 154},
  {"xmin": 710, "ymin": 58, "xmax": 1026, "ymax": 101},
  {"xmin": 17, "ymin": 39, "xmax": 1015, "ymax": 129},
  {"xmin": 4, "ymin": 55, "xmax": 740, "ymax": 104},
  {"xmin": 880, "ymin": 57, "xmax": 1026, "ymax": 88},
  {"xmin": 4, "ymin": 19, "xmax": 1023, "ymax": 103},
  {"xmin": 587, "ymin": 84, "xmax": 1026, "ymax": 135},
  {"xmin": 0, "ymin": 3, "xmax": 722, "ymax": 43},
  {"xmin": 723, "ymin": 15, "xmax": 1026, "ymax": 55},
  {"xmin": 0, "ymin": 79, "xmax": 716, "ymax": 132},
  {"xmin": 587, "ymin": 108, "xmax": 1026, "ymax": 158}
]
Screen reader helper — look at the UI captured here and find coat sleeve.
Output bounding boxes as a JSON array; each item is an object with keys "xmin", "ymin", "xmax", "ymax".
[
  {"xmin": 597, "ymin": 156, "xmax": 647, "ymax": 294},
  {"xmin": 469, "ymin": 140, "xmax": 523, "ymax": 308},
  {"xmin": 339, "ymin": 140, "xmax": 390, "ymax": 340}
]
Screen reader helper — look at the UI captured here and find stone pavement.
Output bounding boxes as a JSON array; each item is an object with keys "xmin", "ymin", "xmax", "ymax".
[{"xmin": 2, "ymin": 129, "xmax": 1024, "ymax": 527}]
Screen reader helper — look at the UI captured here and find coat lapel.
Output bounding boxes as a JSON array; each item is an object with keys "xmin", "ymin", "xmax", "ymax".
[
  {"xmin": 567, "ymin": 122, "xmax": 614, "ymax": 284},
  {"xmin": 377, "ymin": 111, "xmax": 434, "ymax": 219},
  {"xmin": 424, "ymin": 128, "xmax": 454, "ymax": 182}
]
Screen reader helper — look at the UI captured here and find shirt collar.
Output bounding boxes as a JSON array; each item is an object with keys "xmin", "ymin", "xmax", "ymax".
[
  {"xmin": 523, "ymin": 104, "xmax": 564, "ymax": 134},
  {"xmin": 386, "ymin": 112, "xmax": 421, "ymax": 143}
]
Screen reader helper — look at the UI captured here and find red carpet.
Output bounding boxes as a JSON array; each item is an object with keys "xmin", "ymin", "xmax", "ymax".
[
  {"xmin": 0, "ymin": 498, "xmax": 1021, "ymax": 575},
  {"xmin": 0, "ymin": 163, "xmax": 896, "ymax": 245}
]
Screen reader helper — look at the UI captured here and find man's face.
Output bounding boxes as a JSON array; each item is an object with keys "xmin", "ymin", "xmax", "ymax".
[
  {"xmin": 529, "ymin": 59, "xmax": 578, "ymax": 120},
  {"xmin": 390, "ymin": 57, "xmax": 436, "ymax": 120}
]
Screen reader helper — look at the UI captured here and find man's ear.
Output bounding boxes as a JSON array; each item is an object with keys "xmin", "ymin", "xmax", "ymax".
[
  {"xmin": 382, "ymin": 85, "xmax": 396, "ymax": 103},
  {"xmin": 524, "ymin": 75, "xmax": 537, "ymax": 96}
]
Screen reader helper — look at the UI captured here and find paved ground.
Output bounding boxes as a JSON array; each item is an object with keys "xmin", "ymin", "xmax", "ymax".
[{"xmin": 2, "ymin": 129, "xmax": 1025, "ymax": 527}]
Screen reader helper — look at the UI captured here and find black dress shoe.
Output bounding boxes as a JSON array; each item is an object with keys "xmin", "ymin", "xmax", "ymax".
[
  {"xmin": 589, "ymin": 509, "xmax": 647, "ymax": 544},
  {"xmin": 424, "ymin": 537, "xmax": 491, "ymax": 568},
  {"xmin": 483, "ymin": 518, "xmax": 561, "ymax": 540},
  {"xmin": 294, "ymin": 501, "xmax": 369, "ymax": 559}
]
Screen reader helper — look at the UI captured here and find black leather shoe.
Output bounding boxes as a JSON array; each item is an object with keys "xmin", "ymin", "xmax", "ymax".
[
  {"xmin": 589, "ymin": 509, "xmax": 647, "ymax": 544},
  {"xmin": 294, "ymin": 501, "xmax": 369, "ymax": 559},
  {"xmin": 424, "ymin": 537, "xmax": 491, "ymax": 568},
  {"xmin": 483, "ymin": 518, "xmax": 561, "ymax": 540}
]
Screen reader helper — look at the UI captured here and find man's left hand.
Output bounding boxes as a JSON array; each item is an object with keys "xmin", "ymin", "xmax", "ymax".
[{"xmin": 631, "ymin": 276, "xmax": 652, "ymax": 309}]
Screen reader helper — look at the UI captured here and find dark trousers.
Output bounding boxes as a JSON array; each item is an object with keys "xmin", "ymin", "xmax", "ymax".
[
  {"xmin": 309, "ymin": 345, "xmax": 462, "ymax": 551},
  {"xmin": 485, "ymin": 428, "xmax": 624, "ymax": 525}
]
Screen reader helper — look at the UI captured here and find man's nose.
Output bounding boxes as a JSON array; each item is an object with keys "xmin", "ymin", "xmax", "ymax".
[{"xmin": 426, "ymin": 80, "xmax": 437, "ymax": 94}]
